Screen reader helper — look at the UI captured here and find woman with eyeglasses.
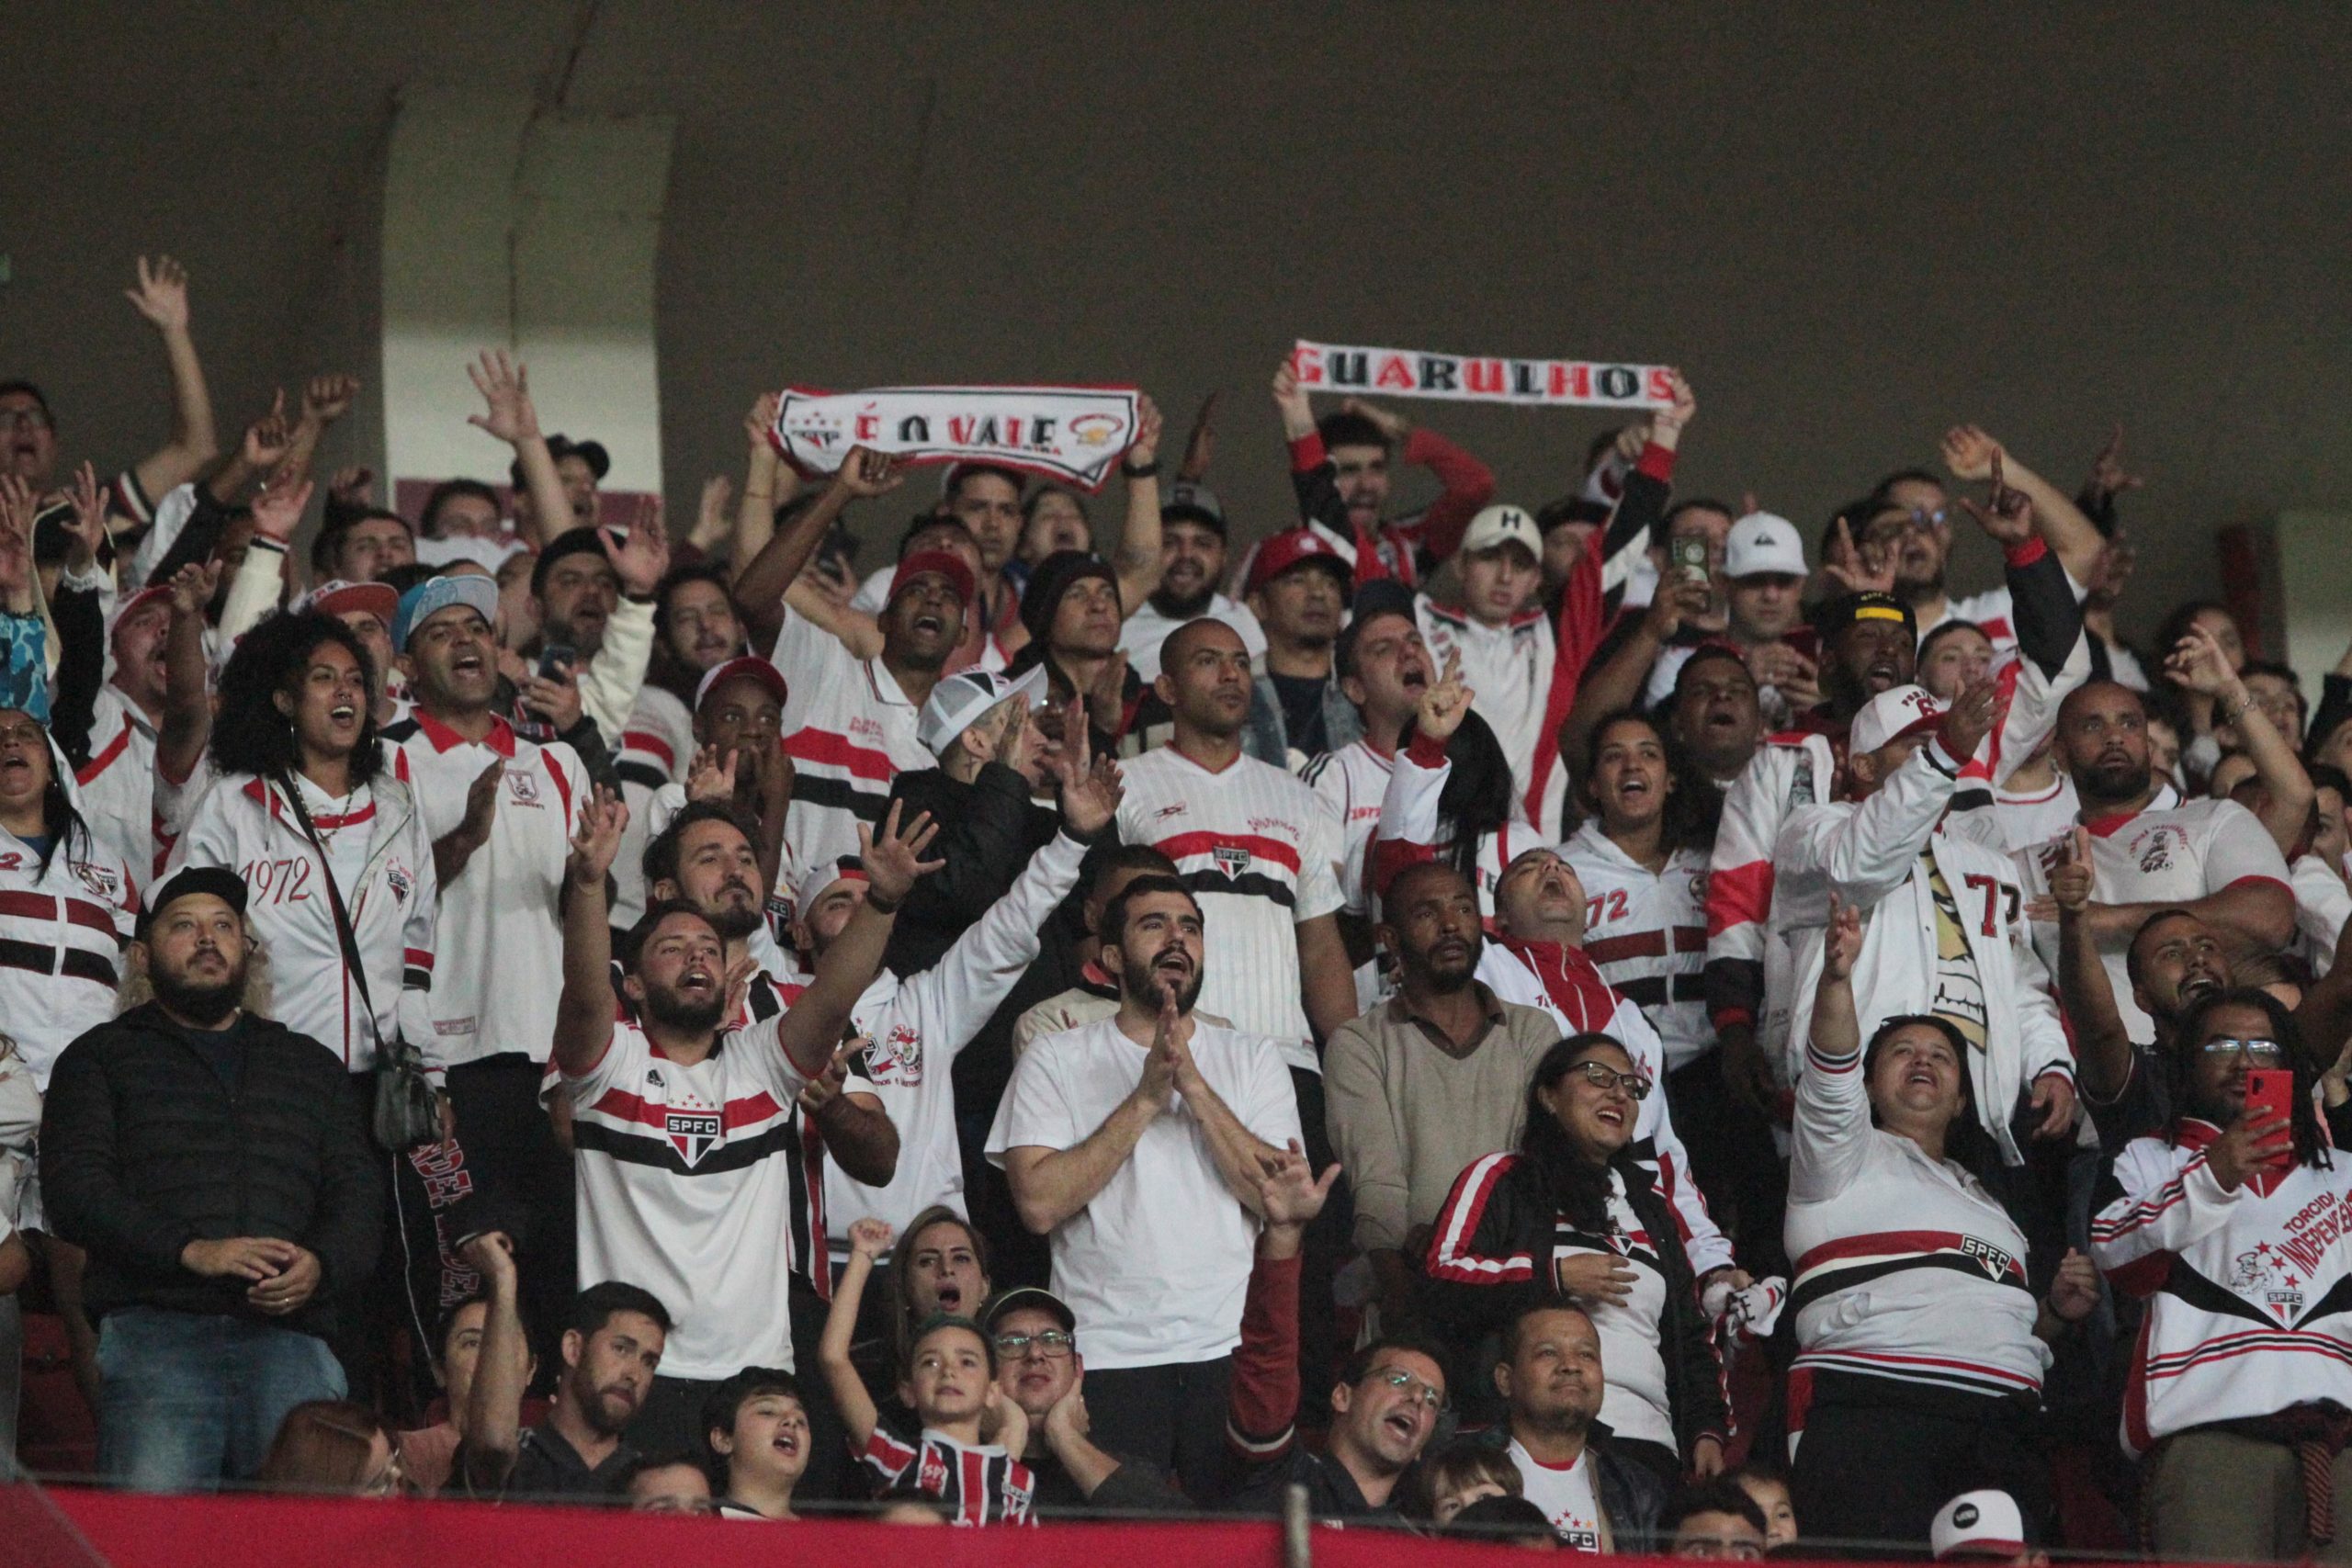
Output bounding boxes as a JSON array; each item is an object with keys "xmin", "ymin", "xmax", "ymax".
[
  {"xmin": 255, "ymin": 1399, "xmax": 406, "ymax": 1497},
  {"xmin": 2092, "ymin": 986, "xmax": 2352, "ymax": 1562},
  {"xmin": 1784, "ymin": 897, "xmax": 2093, "ymax": 1554},
  {"xmin": 1424, "ymin": 1032, "xmax": 1727, "ymax": 1487}
]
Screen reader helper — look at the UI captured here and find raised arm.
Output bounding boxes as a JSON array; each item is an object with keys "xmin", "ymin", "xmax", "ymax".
[
  {"xmin": 2046, "ymin": 828, "xmax": 2134, "ymax": 1100},
  {"xmin": 155, "ymin": 560, "xmax": 220, "ymax": 786},
  {"xmin": 1788, "ymin": 895, "xmax": 1873, "ymax": 1200},
  {"xmin": 817, "ymin": 1220, "xmax": 891, "ymax": 1449},
  {"xmin": 2167, "ymin": 621, "xmax": 2312, "ymax": 856},
  {"xmin": 458, "ymin": 1233, "xmax": 528, "ymax": 1494},
  {"xmin": 1940, "ymin": 424, "xmax": 2106, "ymax": 588},
  {"xmin": 731, "ymin": 446, "xmax": 904, "ymax": 636},
  {"xmin": 123, "ymin": 257, "xmax": 220, "ymax": 502},
  {"xmin": 466, "ymin": 351, "xmax": 569, "ymax": 549},
  {"xmin": 277, "ymin": 374, "xmax": 359, "ymax": 491},
  {"xmin": 729, "ymin": 393, "xmax": 794, "ymax": 576},
  {"xmin": 773, "ymin": 801, "xmax": 941, "ymax": 1077},
  {"xmin": 552, "ymin": 785, "xmax": 628, "ymax": 1077},
  {"xmin": 1109, "ymin": 397, "xmax": 1167, "ymax": 614}
]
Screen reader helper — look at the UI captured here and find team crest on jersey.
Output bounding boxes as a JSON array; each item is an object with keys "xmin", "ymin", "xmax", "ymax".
[
  {"xmin": 504, "ymin": 769, "xmax": 540, "ymax": 807},
  {"xmin": 2228, "ymin": 1245, "xmax": 2306, "ymax": 1322},
  {"xmin": 2132, "ymin": 825, "xmax": 2178, "ymax": 875},
  {"xmin": 918, "ymin": 1446, "xmax": 950, "ymax": 1495},
  {"xmin": 865, "ymin": 1023, "xmax": 923, "ymax": 1087},
  {"xmin": 385, "ymin": 861, "xmax": 414, "ymax": 903},
  {"xmin": 1214, "ymin": 843, "xmax": 1252, "ymax": 878},
  {"xmin": 665, "ymin": 1108, "xmax": 721, "ymax": 1166},
  {"xmin": 74, "ymin": 863, "xmax": 120, "ymax": 900},
  {"xmin": 1687, "ymin": 868, "xmax": 1710, "ymax": 905},
  {"xmin": 1959, "ymin": 1235, "xmax": 2013, "ymax": 1280}
]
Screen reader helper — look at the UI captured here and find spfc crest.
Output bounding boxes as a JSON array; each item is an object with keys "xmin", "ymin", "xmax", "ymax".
[
  {"xmin": 1213, "ymin": 843, "xmax": 1252, "ymax": 879},
  {"xmin": 665, "ymin": 1109, "xmax": 721, "ymax": 1167},
  {"xmin": 1960, "ymin": 1235, "xmax": 2014, "ymax": 1280}
]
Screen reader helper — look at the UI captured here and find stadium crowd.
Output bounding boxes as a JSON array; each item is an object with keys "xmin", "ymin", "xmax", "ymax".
[{"xmin": 4, "ymin": 256, "xmax": 2352, "ymax": 1560}]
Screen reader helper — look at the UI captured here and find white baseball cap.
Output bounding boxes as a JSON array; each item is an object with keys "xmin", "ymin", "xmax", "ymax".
[
  {"xmin": 1849, "ymin": 682, "xmax": 1946, "ymax": 755},
  {"xmin": 1461, "ymin": 503, "xmax": 1542, "ymax": 561},
  {"xmin": 1931, "ymin": 1489, "xmax": 2027, "ymax": 1562},
  {"xmin": 1724, "ymin": 512, "xmax": 1807, "ymax": 579},
  {"xmin": 915, "ymin": 663, "xmax": 1050, "ymax": 760}
]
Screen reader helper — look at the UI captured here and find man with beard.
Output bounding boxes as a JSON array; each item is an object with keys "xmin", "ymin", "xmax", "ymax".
[
  {"xmin": 41, "ymin": 867, "xmax": 380, "ymax": 1491},
  {"xmin": 1241, "ymin": 526, "xmax": 1360, "ymax": 768},
  {"xmin": 1325, "ymin": 862, "xmax": 1560, "ymax": 1330},
  {"xmin": 988, "ymin": 873, "xmax": 1304, "ymax": 1498},
  {"xmin": 1117, "ymin": 482, "xmax": 1265, "ymax": 682},
  {"xmin": 552, "ymin": 781, "xmax": 939, "ymax": 1451},
  {"xmin": 2014, "ymin": 682, "xmax": 2294, "ymax": 1043},
  {"xmin": 462, "ymin": 1278, "xmax": 672, "ymax": 1501},
  {"xmin": 525, "ymin": 522, "xmax": 670, "ymax": 744}
]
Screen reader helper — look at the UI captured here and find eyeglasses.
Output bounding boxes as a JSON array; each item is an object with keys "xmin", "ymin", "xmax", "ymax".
[
  {"xmin": 1370, "ymin": 1367, "xmax": 1448, "ymax": 1412},
  {"xmin": 993, "ymin": 1329, "xmax": 1075, "ymax": 1359},
  {"xmin": 2199, "ymin": 1037, "xmax": 2288, "ymax": 1065},
  {"xmin": 1568, "ymin": 1061, "xmax": 1654, "ymax": 1100},
  {"xmin": 360, "ymin": 1447, "xmax": 406, "ymax": 1498}
]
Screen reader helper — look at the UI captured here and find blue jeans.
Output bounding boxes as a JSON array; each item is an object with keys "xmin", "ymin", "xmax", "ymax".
[{"xmin": 96, "ymin": 1307, "xmax": 345, "ymax": 1491}]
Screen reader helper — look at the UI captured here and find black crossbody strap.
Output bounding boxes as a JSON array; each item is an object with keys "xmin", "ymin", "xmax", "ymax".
[{"xmin": 275, "ymin": 771, "xmax": 378, "ymax": 1030}]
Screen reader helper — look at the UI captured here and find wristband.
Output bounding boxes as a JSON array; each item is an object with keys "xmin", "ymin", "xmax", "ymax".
[
  {"xmin": 865, "ymin": 890, "xmax": 902, "ymax": 916},
  {"xmin": 1122, "ymin": 458, "xmax": 1159, "ymax": 479}
]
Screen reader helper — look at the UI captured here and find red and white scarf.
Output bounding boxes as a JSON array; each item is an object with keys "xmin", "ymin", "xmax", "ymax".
[
  {"xmin": 1291, "ymin": 339, "xmax": 1672, "ymax": 408},
  {"xmin": 772, "ymin": 385, "xmax": 1140, "ymax": 491}
]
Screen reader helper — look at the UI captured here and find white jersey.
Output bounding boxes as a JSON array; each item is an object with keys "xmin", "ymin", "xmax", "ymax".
[
  {"xmin": 382, "ymin": 711, "xmax": 586, "ymax": 1071},
  {"xmin": 1993, "ymin": 772, "xmax": 2077, "ymax": 853},
  {"xmin": 557, "ymin": 1014, "xmax": 813, "ymax": 1381},
  {"xmin": 1508, "ymin": 1439, "xmax": 1604, "ymax": 1551},
  {"xmin": 1119, "ymin": 593, "xmax": 1265, "ymax": 682},
  {"xmin": 74, "ymin": 686, "xmax": 156, "ymax": 877},
  {"xmin": 1415, "ymin": 599, "xmax": 1571, "ymax": 839},
  {"xmin": 2013, "ymin": 795, "xmax": 2293, "ymax": 1043},
  {"xmin": 824, "ymin": 830, "xmax": 1087, "ymax": 1251},
  {"xmin": 771, "ymin": 604, "xmax": 932, "ymax": 889},
  {"xmin": 0, "ymin": 823, "xmax": 138, "ymax": 1089},
  {"xmin": 164, "ymin": 765, "xmax": 438, "ymax": 1072},
  {"xmin": 1562, "ymin": 821, "xmax": 1713, "ymax": 1072},
  {"xmin": 985, "ymin": 1016, "xmax": 1303, "ymax": 1369},
  {"xmin": 611, "ymin": 683, "xmax": 695, "ymax": 931},
  {"xmin": 1917, "ymin": 584, "xmax": 2023, "ymax": 657},
  {"xmin": 1114, "ymin": 745, "xmax": 1344, "ymax": 1075},
  {"xmin": 2292, "ymin": 852, "xmax": 2352, "ymax": 978},
  {"xmin": 1300, "ymin": 739, "xmax": 1391, "ymax": 920},
  {"xmin": 1784, "ymin": 1012, "xmax": 2051, "ymax": 1412}
]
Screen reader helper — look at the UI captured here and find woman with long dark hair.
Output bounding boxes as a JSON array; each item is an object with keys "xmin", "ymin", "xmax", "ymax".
[
  {"xmin": 164, "ymin": 609, "xmax": 438, "ymax": 1076},
  {"xmin": 1424, "ymin": 1032, "xmax": 1728, "ymax": 1484},
  {"xmin": 1784, "ymin": 897, "xmax": 2093, "ymax": 1552}
]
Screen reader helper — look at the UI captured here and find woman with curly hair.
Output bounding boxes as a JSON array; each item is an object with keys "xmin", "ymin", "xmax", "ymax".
[{"xmin": 163, "ymin": 609, "xmax": 438, "ymax": 1076}]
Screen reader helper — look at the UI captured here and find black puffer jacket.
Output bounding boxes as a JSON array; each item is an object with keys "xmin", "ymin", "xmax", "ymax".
[{"xmin": 40, "ymin": 1002, "xmax": 383, "ymax": 1337}]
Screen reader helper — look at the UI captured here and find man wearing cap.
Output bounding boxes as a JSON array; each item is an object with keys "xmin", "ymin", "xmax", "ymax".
[
  {"xmin": 1009, "ymin": 550, "xmax": 1151, "ymax": 760},
  {"xmin": 632, "ymin": 655, "xmax": 795, "ymax": 953},
  {"xmin": 382, "ymin": 572, "xmax": 593, "ymax": 1366},
  {"xmin": 1775, "ymin": 681, "xmax": 2077, "ymax": 1169},
  {"xmin": 1706, "ymin": 479, "xmax": 2093, "ymax": 1129},
  {"xmin": 1117, "ymin": 480, "xmax": 1266, "ymax": 683},
  {"xmin": 1643, "ymin": 512, "xmax": 1817, "ymax": 728},
  {"xmin": 41, "ymin": 866, "xmax": 381, "ymax": 1491},
  {"xmin": 63, "ymin": 580, "xmax": 175, "ymax": 873},
  {"xmin": 527, "ymin": 522, "xmax": 669, "ymax": 744},
  {"xmin": 981, "ymin": 1285, "xmax": 1182, "ymax": 1514},
  {"xmin": 880, "ymin": 663, "xmax": 1057, "ymax": 976},
  {"xmin": 1241, "ymin": 526, "xmax": 1361, "ymax": 771},
  {"xmin": 1930, "ymin": 1490, "xmax": 2041, "ymax": 1564}
]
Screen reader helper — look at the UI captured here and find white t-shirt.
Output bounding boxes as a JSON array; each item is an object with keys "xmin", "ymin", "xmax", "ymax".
[
  {"xmin": 558, "ymin": 1014, "xmax": 813, "ymax": 1381},
  {"xmin": 984, "ymin": 1016, "xmax": 1302, "ymax": 1369},
  {"xmin": 2014, "ymin": 795, "xmax": 2292, "ymax": 1040},
  {"xmin": 1113, "ymin": 746, "xmax": 1345, "ymax": 1074},
  {"xmin": 1551, "ymin": 1174, "xmax": 1675, "ymax": 1452},
  {"xmin": 1507, "ymin": 1438, "xmax": 1604, "ymax": 1551},
  {"xmin": 1119, "ymin": 594, "xmax": 1266, "ymax": 682},
  {"xmin": 771, "ymin": 604, "xmax": 933, "ymax": 887}
]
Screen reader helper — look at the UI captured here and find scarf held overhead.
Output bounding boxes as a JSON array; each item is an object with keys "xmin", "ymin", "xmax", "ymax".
[
  {"xmin": 1291, "ymin": 341, "xmax": 1673, "ymax": 409},
  {"xmin": 771, "ymin": 385, "xmax": 1141, "ymax": 492}
]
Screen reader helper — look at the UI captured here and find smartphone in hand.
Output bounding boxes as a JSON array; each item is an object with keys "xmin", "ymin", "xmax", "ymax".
[{"xmin": 2245, "ymin": 1067, "xmax": 2296, "ymax": 1172}]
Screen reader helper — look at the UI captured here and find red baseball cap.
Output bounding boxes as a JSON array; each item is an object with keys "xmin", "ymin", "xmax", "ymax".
[
  {"xmin": 889, "ymin": 548, "xmax": 978, "ymax": 608},
  {"xmin": 1246, "ymin": 528, "xmax": 1353, "ymax": 600},
  {"xmin": 694, "ymin": 655, "xmax": 790, "ymax": 713},
  {"xmin": 300, "ymin": 579, "xmax": 401, "ymax": 626}
]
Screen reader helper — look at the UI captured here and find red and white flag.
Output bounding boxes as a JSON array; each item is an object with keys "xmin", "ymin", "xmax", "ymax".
[{"xmin": 771, "ymin": 385, "xmax": 1141, "ymax": 491}]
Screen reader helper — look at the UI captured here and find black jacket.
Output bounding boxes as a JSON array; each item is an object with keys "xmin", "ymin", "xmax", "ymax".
[
  {"xmin": 1420, "ymin": 1152, "xmax": 1728, "ymax": 1457},
  {"xmin": 882, "ymin": 761, "xmax": 1057, "ymax": 977},
  {"xmin": 40, "ymin": 1002, "xmax": 383, "ymax": 1337},
  {"xmin": 1474, "ymin": 1420, "xmax": 1668, "ymax": 1551},
  {"xmin": 1222, "ymin": 1445, "xmax": 1401, "ymax": 1523}
]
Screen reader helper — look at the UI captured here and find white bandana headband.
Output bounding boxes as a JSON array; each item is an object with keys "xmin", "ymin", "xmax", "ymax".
[
  {"xmin": 772, "ymin": 385, "xmax": 1141, "ymax": 492},
  {"xmin": 1291, "ymin": 340, "xmax": 1673, "ymax": 409}
]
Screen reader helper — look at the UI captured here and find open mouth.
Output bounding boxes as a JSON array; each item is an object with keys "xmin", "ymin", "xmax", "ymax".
[
  {"xmin": 2179, "ymin": 973, "xmax": 2221, "ymax": 1004},
  {"xmin": 1905, "ymin": 1067, "xmax": 1939, "ymax": 1089},
  {"xmin": 934, "ymin": 1283, "xmax": 964, "ymax": 1312},
  {"xmin": 1596, "ymin": 1105, "xmax": 1625, "ymax": 1129},
  {"xmin": 451, "ymin": 649, "xmax": 486, "ymax": 677},
  {"xmin": 1382, "ymin": 1410, "xmax": 1418, "ymax": 1442},
  {"xmin": 1616, "ymin": 774, "xmax": 1651, "ymax": 801},
  {"xmin": 773, "ymin": 1431, "xmax": 801, "ymax": 1458},
  {"xmin": 1865, "ymin": 659, "xmax": 1904, "ymax": 687},
  {"xmin": 679, "ymin": 968, "xmax": 716, "ymax": 997},
  {"xmin": 330, "ymin": 703, "xmax": 358, "ymax": 724},
  {"xmin": 913, "ymin": 613, "xmax": 945, "ymax": 635},
  {"xmin": 1400, "ymin": 666, "xmax": 1430, "ymax": 693}
]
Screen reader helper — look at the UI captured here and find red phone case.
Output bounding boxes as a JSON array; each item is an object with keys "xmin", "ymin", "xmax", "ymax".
[{"xmin": 2245, "ymin": 1068, "xmax": 2295, "ymax": 1170}]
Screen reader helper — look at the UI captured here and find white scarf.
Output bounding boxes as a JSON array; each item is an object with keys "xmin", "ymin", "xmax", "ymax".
[
  {"xmin": 772, "ymin": 385, "xmax": 1140, "ymax": 491},
  {"xmin": 1291, "ymin": 339, "xmax": 1672, "ymax": 408}
]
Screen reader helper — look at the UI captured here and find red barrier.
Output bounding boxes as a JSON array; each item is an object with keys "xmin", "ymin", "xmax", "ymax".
[{"xmin": 2, "ymin": 1484, "xmax": 1580, "ymax": 1568}]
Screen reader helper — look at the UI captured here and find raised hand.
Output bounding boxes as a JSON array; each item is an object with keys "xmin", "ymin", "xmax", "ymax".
[
  {"xmin": 327, "ymin": 466, "xmax": 376, "ymax": 510},
  {"xmin": 0, "ymin": 477, "xmax": 34, "ymax": 602},
  {"xmin": 1270, "ymin": 359, "xmax": 1313, "ymax": 438},
  {"xmin": 829, "ymin": 446, "xmax": 903, "ymax": 501},
  {"xmin": 62, "ymin": 461, "xmax": 108, "ymax": 569},
  {"xmin": 1939, "ymin": 423, "xmax": 2004, "ymax": 483},
  {"xmin": 566, "ymin": 784, "xmax": 628, "ymax": 888},
  {"xmin": 1822, "ymin": 893, "xmax": 1863, "ymax": 983},
  {"xmin": 249, "ymin": 474, "xmax": 314, "ymax": 545},
  {"xmin": 1415, "ymin": 648, "xmax": 1475, "ymax": 743},
  {"xmin": 301, "ymin": 373, "xmax": 360, "ymax": 427},
  {"xmin": 1056, "ymin": 716, "xmax": 1125, "ymax": 839},
  {"xmin": 600, "ymin": 513, "xmax": 671, "ymax": 598},
  {"xmin": 1956, "ymin": 450, "xmax": 2034, "ymax": 546},
  {"xmin": 1819, "ymin": 515, "xmax": 1895, "ymax": 596},
  {"xmin": 1257, "ymin": 1138, "xmax": 1340, "ymax": 1228},
  {"xmin": 2045, "ymin": 1248, "xmax": 2100, "ymax": 1324},
  {"xmin": 242, "ymin": 389, "xmax": 291, "ymax": 473},
  {"xmin": 465, "ymin": 349, "xmax": 539, "ymax": 447},
  {"xmin": 2086, "ymin": 423, "xmax": 2143, "ymax": 502},
  {"xmin": 1338, "ymin": 396, "xmax": 1411, "ymax": 446},
  {"xmin": 2048, "ymin": 826, "xmax": 2095, "ymax": 917},
  {"xmin": 1611, "ymin": 423, "xmax": 1651, "ymax": 465},
  {"xmin": 848, "ymin": 1217, "xmax": 895, "ymax": 1260},
  {"xmin": 746, "ymin": 392, "xmax": 782, "ymax": 453},
  {"xmin": 690, "ymin": 475, "xmax": 734, "ymax": 551},
  {"xmin": 165, "ymin": 559, "xmax": 222, "ymax": 618},
  {"xmin": 1646, "ymin": 368, "xmax": 1695, "ymax": 447},
  {"xmin": 1125, "ymin": 394, "xmax": 1163, "ymax": 468},
  {"xmin": 1938, "ymin": 675, "xmax": 1999, "ymax": 761},
  {"xmin": 856, "ymin": 799, "xmax": 944, "ymax": 906},
  {"xmin": 2164, "ymin": 621, "xmax": 2239, "ymax": 698},
  {"xmin": 1643, "ymin": 573, "xmax": 1713, "ymax": 641},
  {"xmin": 124, "ymin": 254, "xmax": 192, "ymax": 333},
  {"xmin": 1179, "ymin": 390, "xmax": 1218, "ymax": 481},
  {"xmin": 685, "ymin": 743, "xmax": 741, "ymax": 804},
  {"xmin": 457, "ymin": 1229, "xmax": 517, "ymax": 1280}
]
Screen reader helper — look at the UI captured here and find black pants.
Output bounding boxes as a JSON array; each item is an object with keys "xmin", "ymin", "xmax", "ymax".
[
  {"xmin": 1790, "ymin": 1380, "xmax": 2048, "ymax": 1558},
  {"xmin": 1083, "ymin": 1354, "xmax": 1233, "ymax": 1502},
  {"xmin": 446, "ymin": 1055, "xmax": 577, "ymax": 1387},
  {"xmin": 1289, "ymin": 1066, "xmax": 1349, "ymax": 1431}
]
